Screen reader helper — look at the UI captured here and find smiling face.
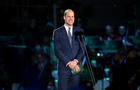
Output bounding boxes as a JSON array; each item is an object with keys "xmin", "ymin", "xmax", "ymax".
[{"xmin": 64, "ymin": 9, "xmax": 75, "ymax": 27}]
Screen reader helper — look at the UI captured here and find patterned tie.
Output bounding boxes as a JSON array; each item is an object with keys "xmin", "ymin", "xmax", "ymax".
[{"xmin": 68, "ymin": 27, "xmax": 72, "ymax": 47}]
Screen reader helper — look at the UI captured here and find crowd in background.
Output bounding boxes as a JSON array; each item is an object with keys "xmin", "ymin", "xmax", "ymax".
[{"xmin": 0, "ymin": 0, "xmax": 140, "ymax": 89}]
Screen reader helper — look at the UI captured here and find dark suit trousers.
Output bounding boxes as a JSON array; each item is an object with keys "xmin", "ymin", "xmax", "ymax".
[{"xmin": 58, "ymin": 72, "xmax": 80, "ymax": 90}]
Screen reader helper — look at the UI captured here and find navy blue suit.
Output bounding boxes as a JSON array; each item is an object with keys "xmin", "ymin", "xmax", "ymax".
[{"xmin": 53, "ymin": 25, "xmax": 84, "ymax": 90}]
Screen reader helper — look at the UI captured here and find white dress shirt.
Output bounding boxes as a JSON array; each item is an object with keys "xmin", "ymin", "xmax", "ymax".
[{"xmin": 64, "ymin": 24, "xmax": 73, "ymax": 37}]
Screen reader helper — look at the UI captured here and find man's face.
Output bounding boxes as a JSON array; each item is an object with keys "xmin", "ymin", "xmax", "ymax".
[
  {"xmin": 119, "ymin": 28, "xmax": 126, "ymax": 35},
  {"xmin": 106, "ymin": 25, "xmax": 113, "ymax": 35},
  {"xmin": 119, "ymin": 26, "xmax": 126, "ymax": 35},
  {"xmin": 64, "ymin": 10, "xmax": 75, "ymax": 26}
]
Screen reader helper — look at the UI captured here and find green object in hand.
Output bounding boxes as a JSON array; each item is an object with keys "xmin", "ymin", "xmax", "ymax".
[{"xmin": 71, "ymin": 63, "xmax": 83, "ymax": 74}]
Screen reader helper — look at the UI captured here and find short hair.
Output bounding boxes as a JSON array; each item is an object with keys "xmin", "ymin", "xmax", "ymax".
[{"xmin": 64, "ymin": 9, "xmax": 74, "ymax": 16}]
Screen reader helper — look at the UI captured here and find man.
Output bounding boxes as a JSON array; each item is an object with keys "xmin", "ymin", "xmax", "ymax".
[
  {"xmin": 101, "ymin": 24, "xmax": 119, "ymax": 41},
  {"xmin": 52, "ymin": 9, "xmax": 84, "ymax": 90}
]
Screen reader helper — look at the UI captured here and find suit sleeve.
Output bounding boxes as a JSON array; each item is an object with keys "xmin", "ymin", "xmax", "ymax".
[{"xmin": 52, "ymin": 30, "xmax": 71, "ymax": 65}]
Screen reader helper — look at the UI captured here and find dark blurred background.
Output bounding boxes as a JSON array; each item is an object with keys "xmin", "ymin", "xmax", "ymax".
[{"xmin": 0, "ymin": 0, "xmax": 140, "ymax": 90}]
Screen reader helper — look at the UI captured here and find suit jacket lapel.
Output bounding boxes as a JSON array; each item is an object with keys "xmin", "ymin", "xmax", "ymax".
[{"xmin": 62, "ymin": 26, "xmax": 72, "ymax": 47}]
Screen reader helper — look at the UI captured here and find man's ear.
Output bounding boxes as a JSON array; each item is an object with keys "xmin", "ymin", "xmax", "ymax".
[{"xmin": 63, "ymin": 16, "xmax": 65, "ymax": 20}]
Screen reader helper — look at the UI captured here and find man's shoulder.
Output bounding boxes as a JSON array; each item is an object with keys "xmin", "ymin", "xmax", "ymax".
[
  {"xmin": 52, "ymin": 26, "xmax": 64, "ymax": 40},
  {"xmin": 53, "ymin": 26, "xmax": 64, "ymax": 33},
  {"xmin": 56, "ymin": 26, "xmax": 64, "ymax": 30}
]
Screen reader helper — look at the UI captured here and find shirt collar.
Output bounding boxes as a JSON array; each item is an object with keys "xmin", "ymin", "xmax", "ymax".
[{"xmin": 64, "ymin": 24, "xmax": 73, "ymax": 34}]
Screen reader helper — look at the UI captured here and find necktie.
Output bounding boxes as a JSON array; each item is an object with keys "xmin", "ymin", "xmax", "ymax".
[{"xmin": 68, "ymin": 28, "xmax": 72, "ymax": 47}]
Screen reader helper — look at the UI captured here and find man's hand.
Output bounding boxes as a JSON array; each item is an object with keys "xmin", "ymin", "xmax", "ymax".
[
  {"xmin": 73, "ymin": 65, "xmax": 81, "ymax": 73},
  {"xmin": 68, "ymin": 59, "xmax": 78, "ymax": 70}
]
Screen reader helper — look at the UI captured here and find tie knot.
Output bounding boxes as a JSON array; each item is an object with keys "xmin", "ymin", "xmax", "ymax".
[{"xmin": 68, "ymin": 28, "xmax": 71, "ymax": 35}]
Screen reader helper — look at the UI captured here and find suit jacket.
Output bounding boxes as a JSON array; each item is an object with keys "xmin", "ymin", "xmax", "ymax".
[{"xmin": 53, "ymin": 25, "xmax": 84, "ymax": 74}]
